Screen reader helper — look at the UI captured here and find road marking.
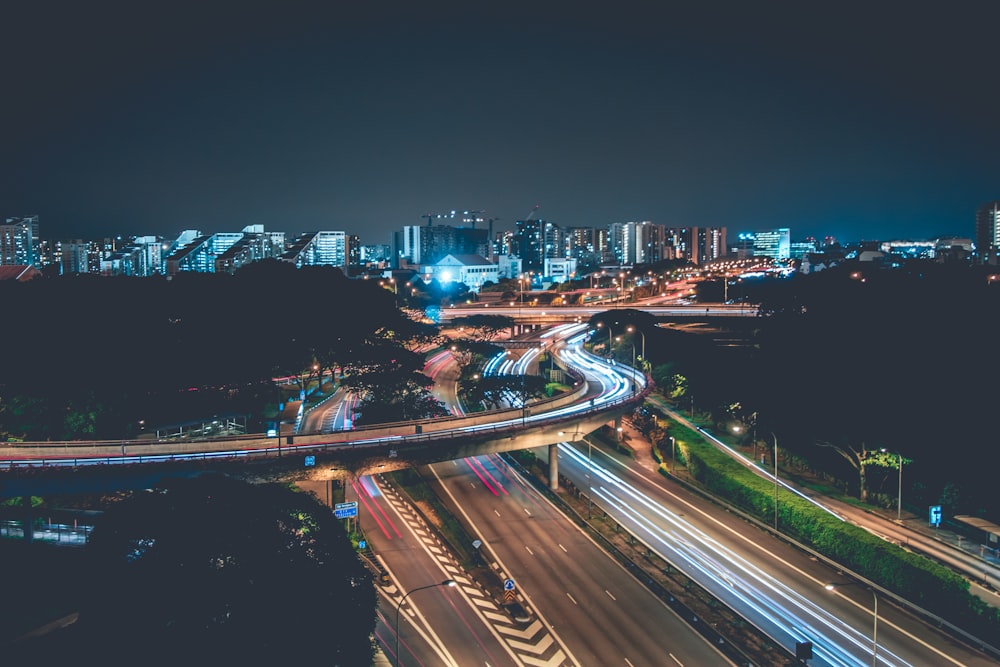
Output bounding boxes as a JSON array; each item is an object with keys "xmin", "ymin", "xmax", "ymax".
[
  {"xmin": 525, "ymin": 545, "xmax": 534, "ymax": 556},
  {"xmin": 523, "ymin": 507, "xmax": 532, "ymax": 516},
  {"xmin": 605, "ymin": 589, "xmax": 616, "ymax": 601},
  {"xmin": 558, "ymin": 543, "xmax": 567, "ymax": 552},
  {"xmin": 669, "ymin": 653, "xmax": 683, "ymax": 665},
  {"xmin": 566, "ymin": 593, "xmax": 577, "ymax": 605},
  {"xmin": 494, "ymin": 509, "xmax": 501, "ymax": 517}
]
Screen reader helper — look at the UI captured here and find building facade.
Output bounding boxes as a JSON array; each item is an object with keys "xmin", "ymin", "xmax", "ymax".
[{"xmin": 1, "ymin": 215, "xmax": 40, "ymax": 268}]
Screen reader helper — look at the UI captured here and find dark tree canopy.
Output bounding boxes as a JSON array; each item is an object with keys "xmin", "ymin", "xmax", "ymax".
[
  {"xmin": 8, "ymin": 475, "xmax": 377, "ymax": 667},
  {"xmin": 0, "ymin": 261, "xmax": 443, "ymax": 439},
  {"xmin": 680, "ymin": 261, "xmax": 1000, "ymax": 517}
]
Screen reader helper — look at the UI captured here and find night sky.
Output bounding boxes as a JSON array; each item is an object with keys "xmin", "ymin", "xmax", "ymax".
[{"xmin": 4, "ymin": 1, "xmax": 1000, "ymax": 245}]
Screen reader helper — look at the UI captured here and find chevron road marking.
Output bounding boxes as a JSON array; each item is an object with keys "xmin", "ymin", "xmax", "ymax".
[{"xmin": 495, "ymin": 619, "xmax": 543, "ymax": 640}]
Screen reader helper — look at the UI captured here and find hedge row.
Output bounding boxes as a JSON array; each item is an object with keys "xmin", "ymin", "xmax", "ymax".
[{"xmin": 672, "ymin": 424, "xmax": 1000, "ymax": 641}]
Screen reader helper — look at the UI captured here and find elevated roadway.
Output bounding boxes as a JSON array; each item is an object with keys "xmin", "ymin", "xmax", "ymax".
[{"xmin": 0, "ymin": 324, "xmax": 648, "ymax": 499}]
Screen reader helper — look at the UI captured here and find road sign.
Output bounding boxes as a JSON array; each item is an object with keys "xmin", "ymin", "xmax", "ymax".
[
  {"xmin": 334, "ymin": 501, "xmax": 358, "ymax": 519},
  {"xmin": 304, "ymin": 455, "xmax": 315, "ymax": 467},
  {"xmin": 929, "ymin": 505, "xmax": 943, "ymax": 526},
  {"xmin": 504, "ymin": 578, "xmax": 515, "ymax": 591}
]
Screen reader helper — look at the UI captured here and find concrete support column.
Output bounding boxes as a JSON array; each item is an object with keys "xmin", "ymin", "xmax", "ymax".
[
  {"xmin": 22, "ymin": 495, "xmax": 34, "ymax": 543},
  {"xmin": 548, "ymin": 443, "xmax": 559, "ymax": 490}
]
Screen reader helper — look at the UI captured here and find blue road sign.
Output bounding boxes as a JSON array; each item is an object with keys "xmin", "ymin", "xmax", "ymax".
[
  {"xmin": 504, "ymin": 578, "xmax": 516, "ymax": 591},
  {"xmin": 929, "ymin": 505, "xmax": 943, "ymax": 526},
  {"xmin": 304, "ymin": 455, "xmax": 315, "ymax": 467},
  {"xmin": 335, "ymin": 501, "xmax": 358, "ymax": 519}
]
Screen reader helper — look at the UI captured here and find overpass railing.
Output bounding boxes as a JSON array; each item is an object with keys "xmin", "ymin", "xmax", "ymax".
[{"xmin": 0, "ymin": 372, "xmax": 651, "ymax": 470}]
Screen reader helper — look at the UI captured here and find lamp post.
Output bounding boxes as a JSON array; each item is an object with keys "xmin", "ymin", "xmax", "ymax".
[
  {"xmin": 627, "ymin": 325, "xmax": 646, "ymax": 372},
  {"xmin": 880, "ymin": 448, "xmax": 905, "ymax": 521},
  {"xmin": 395, "ymin": 579, "xmax": 456, "ymax": 665},
  {"xmin": 629, "ymin": 341, "xmax": 636, "ymax": 394},
  {"xmin": 588, "ymin": 437, "xmax": 593, "ymax": 518},
  {"xmin": 518, "ymin": 273, "xmax": 524, "ymax": 319},
  {"xmin": 596, "ymin": 322, "xmax": 613, "ymax": 359},
  {"xmin": 772, "ymin": 432, "xmax": 779, "ymax": 530},
  {"xmin": 897, "ymin": 451, "xmax": 903, "ymax": 521},
  {"xmin": 670, "ymin": 436, "xmax": 676, "ymax": 472},
  {"xmin": 825, "ymin": 582, "xmax": 878, "ymax": 667}
]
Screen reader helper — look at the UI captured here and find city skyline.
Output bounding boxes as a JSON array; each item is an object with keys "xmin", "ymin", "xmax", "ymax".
[{"xmin": 4, "ymin": 2, "xmax": 1000, "ymax": 245}]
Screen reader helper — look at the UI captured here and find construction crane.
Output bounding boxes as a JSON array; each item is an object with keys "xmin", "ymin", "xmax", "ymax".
[
  {"xmin": 524, "ymin": 204, "xmax": 540, "ymax": 221},
  {"xmin": 422, "ymin": 214, "xmax": 435, "ymax": 226}
]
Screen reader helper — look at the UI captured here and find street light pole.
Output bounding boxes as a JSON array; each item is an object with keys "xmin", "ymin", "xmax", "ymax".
[
  {"xmin": 626, "ymin": 325, "xmax": 645, "ymax": 371},
  {"xmin": 670, "ymin": 436, "xmax": 676, "ymax": 472},
  {"xmin": 772, "ymin": 432, "xmax": 779, "ymax": 530},
  {"xmin": 588, "ymin": 438, "xmax": 593, "ymax": 519},
  {"xmin": 882, "ymin": 448, "xmax": 905, "ymax": 521},
  {"xmin": 825, "ymin": 582, "xmax": 878, "ymax": 667},
  {"xmin": 630, "ymin": 342, "xmax": 636, "ymax": 394},
  {"xmin": 897, "ymin": 451, "xmax": 903, "ymax": 521},
  {"xmin": 395, "ymin": 579, "xmax": 456, "ymax": 666}
]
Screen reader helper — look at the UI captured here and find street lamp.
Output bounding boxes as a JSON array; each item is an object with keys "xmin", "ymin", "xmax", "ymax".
[
  {"xmin": 588, "ymin": 437, "xmax": 594, "ymax": 518},
  {"xmin": 670, "ymin": 436, "xmax": 676, "ymax": 471},
  {"xmin": 596, "ymin": 322, "xmax": 613, "ymax": 358},
  {"xmin": 395, "ymin": 579, "xmax": 457, "ymax": 665},
  {"xmin": 626, "ymin": 325, "xmax": 646, "ymax": 371},
  {"xmin": 627, "ymin": 340, "xmax": 636, "ymax": 393},
  {"xmin": 881, "ymin": 448, "xmax": 905, "ymax": 521},
  {"xmin": 772, "ymin": 432, "xmax": 779, "ymax": 530},
  {"xmin": 825, "ymin": 582, "xmax": 878, "ymax": 667}
]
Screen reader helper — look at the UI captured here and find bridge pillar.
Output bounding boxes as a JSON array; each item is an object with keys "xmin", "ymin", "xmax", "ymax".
[
  {"xmin": 22, "ymin": 495, "xmax": 34, "ymax": 543},
  {"xmin": 548, "ymin": 443, "xmax": 559, "ymax": 490}
]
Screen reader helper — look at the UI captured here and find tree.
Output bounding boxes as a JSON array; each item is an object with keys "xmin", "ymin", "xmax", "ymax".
[
  {"xmin": 814, "ymin": 441, "xmax": 910, "ymax": 502},
  {"xmin": 345, "ymin": 343, "xmax": 448, "ymax": 424},
  {"xmin": 448, "ymin": 314, "xmax": 515, "ymax": 341},
  {"xmin": 9, "ymin": 475, "xmax": 377, "ymax": 667}
]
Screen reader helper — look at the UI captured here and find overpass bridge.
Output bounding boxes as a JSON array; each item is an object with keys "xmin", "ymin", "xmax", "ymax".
[{"xmin": 0, "ymin": 324, "xmax": 649, "ymax": 505}]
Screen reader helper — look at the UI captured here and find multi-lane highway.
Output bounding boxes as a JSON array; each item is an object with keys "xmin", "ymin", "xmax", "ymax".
[
  {"xmin": 374, "ymin": 326, "xmax": 1000, "ymax": 665},
  {"xmin": 3, "ymin": 319, "xmax": 998, "ymax": 666}
]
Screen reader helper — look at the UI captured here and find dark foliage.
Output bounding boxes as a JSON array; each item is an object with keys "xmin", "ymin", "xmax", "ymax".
[
  {"xmin": 709, "ymin": 262, "xmax": 1000, "ymax": 517},
  {"xmin": 0, "ymin": 261, "xmax": 436, "ymax": 438},
  {"xmin": 7, "ymin": 475, "xmax": 377, "ymax": 667}
]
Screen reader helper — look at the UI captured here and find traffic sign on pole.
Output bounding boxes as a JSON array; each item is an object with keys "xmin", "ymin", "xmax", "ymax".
[{"xmin": 334, "ymin": 501, "xmax": 358, "ymax": 519}]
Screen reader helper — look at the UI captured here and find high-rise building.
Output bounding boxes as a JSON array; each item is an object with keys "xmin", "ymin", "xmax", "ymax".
[
  {"xmin": 695, "ymin": 227, "xmax": 727, "ymax": 264},
  {"xmin": 400, "ymin": 214, "xmax": 490, "ymax": 267},
  {"xmin": 282, "ymin": 230, "xmax": 348, "ymax": 270},
  {"xmin": 514, "ymin": 218, "xmax": 560, "ymax": 273},
  {"xmin": 975, "ymin": 200, "xmax": 1000, "ymax": 263},
  {"xmin": 1, "ymin": 215, "xmax": 40, "ymax": 268},
  {"xmin": 58, "ymin": 240, "xmax": 92, "ymax": 275},
  {"xmin": 753, "ymin": 228, "xmax": 791, "ymax": 260},
  {"xmin": 165, "ymin": 226, "xmax": 286, "ymax": 276}
]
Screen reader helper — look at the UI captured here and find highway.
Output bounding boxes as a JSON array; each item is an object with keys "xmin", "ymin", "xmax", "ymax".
[
  {"xmin": 426, "ymin": 452, "xmax": 735, "ymax": 666},
  {"xmin": 415, "ymin": 328, "xmax": 999, "ymax": 665},
  {"xmin": 354, "ymin": 473, "xmax": 525, "ymax": 667},
  {"xmin": 499, "ymin": 327, "xmax": 999, "ymax": 666},
  {"xmin": 352, "ymin": 330, "xmax": 736, "ymax": 666},
  {"xmin": 550, "ymin": 439, "xmax": 999, "ymax": 667},
  {"xmin": 4, "ymin": 319, "xmax": 998, "ymax": 666}
]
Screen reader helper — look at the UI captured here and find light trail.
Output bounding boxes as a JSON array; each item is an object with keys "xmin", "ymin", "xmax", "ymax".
[{"xmin": 559, "ymin": 443, "xmax": 966, "ymax": 667}]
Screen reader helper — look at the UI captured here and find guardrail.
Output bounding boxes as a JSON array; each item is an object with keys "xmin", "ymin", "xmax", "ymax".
[{"xmin": 0, "ymin": 375, "xmax": 650, "ymax": 471}]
